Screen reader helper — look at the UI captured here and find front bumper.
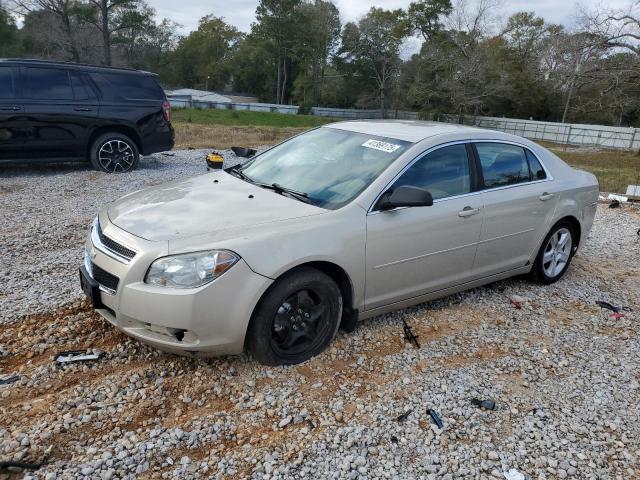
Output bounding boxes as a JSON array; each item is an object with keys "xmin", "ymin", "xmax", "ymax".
[{"xmin": 82, "ymin": 211, "xmax": 272, "ymax": 356}]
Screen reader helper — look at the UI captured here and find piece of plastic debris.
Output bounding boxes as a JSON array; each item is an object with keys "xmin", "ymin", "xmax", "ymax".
[
  {"xmin": 609, "ymin": 312, "xmax": 626, "ymax": 320},
  {"xmin": 607, "ymin": 193, "xmax": 628, "ymax": 203},
  {"xmin": 595, "ymin": 301, "xmax": 622, "ymax": 313},
  {"xmin": 471, "ymin": 398, "xmax": 496, "ymax": 410},
  {"xmin": 396, "ymin": 410, "xmax": 413, "ymax": 422},
  {"xmin": 402, "ymin": 319, "xmax": 420, "ymax": 348},
  {"xmin": 390, "ymin": 435, "xmax": 399, "ymax": 443},
  {"xmin": 0, "ymin": 458, "xmax": 46, "ymax": 471},
  {"xmin": 503, "ymin": 468, "xmax": 525, "ymax": 480},
  {"xmin": 427, "ymin": 409, "xmax": 444, "ymax": 429},
  {"xmin": 609, "ymin": 199, "xmax": 620, "ymax": 209},
  {"xmin": 231, "ymin": 146, "xmax": 257, "ymax": 158},
  {"xmin": 509, "ymin": 295, "xmax": 527, "ymax": 309},
  {"xmin": 55, "ymin": 350, "xmax": 101, "ymax": 364},
  {"xmin": 0, "ymin": 375, "xmax": 19, "ymax": 386},
  {"xmin": 625, "ymin": 185, "xmax": 640, "ymax": 196}
]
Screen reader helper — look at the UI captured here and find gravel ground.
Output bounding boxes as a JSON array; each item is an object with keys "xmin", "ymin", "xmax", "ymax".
[{"xmin": 1, "ymin": 151, "xmax": 640, "ymax": 479}]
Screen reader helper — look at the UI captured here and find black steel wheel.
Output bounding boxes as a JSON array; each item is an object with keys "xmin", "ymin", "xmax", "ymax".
[
  {"xmin": 246, "ymin": 267, "xmax": 342, "ymax": 365},
  {"xmin": 89, "ymin": 133, "xmax": 139, "ymax": 173}
]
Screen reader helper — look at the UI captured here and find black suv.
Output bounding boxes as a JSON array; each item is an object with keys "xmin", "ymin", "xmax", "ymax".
[{"xmin": 0, "ymin": 59, "xmax": 174, "ymax": 172}]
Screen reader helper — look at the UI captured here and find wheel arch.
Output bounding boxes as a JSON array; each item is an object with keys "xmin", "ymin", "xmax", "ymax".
[
  {"xmin": 554, "ymin": 215, "xmax": 582, "ymax": 249},
  {"xmin": 87, "ymin": 125, "xmax": 142, "ymax": 158}
]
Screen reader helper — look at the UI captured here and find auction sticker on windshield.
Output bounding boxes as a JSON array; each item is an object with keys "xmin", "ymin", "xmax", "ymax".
[{"xmin": 362, "ymin": 139, "xmax": 401, "ymax": 153}]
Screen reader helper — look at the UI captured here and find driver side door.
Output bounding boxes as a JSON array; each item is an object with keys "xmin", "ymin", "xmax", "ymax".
[{"xmin": 364, "ymin": 142, "xmax": 484, "ymax": 310}]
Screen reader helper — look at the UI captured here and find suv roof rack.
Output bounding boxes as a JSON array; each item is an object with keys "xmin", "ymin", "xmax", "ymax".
[{"xmin": 0, "ymin": 58, "xmax": 156, "ymax": 75}]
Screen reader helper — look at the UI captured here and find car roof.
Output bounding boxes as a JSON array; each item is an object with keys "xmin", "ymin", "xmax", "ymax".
[
  {"xmin": 325, "ymin": 119, "xmax": 499, "ymax": 143},
  {"xmin": 0, "ymin": 58, "xmax": 156, "ymax": 76}
]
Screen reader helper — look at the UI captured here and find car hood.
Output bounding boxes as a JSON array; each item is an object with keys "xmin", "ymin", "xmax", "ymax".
[{"xmin": 107, "ymin": 171, "xmax": 326, "ymax": 241}]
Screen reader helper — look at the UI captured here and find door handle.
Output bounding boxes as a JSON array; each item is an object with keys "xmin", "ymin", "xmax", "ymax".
[
  {"xmin": 539, "ymin": 192, "xmax": 555, "ymax": 201},
  {"xmin": 0, "ymin": 106, "xmax": 20, "ymax": 111},
  {"xmin": 458, "ymin": 206, "xmax": 480, "ymax": 217},
  {"xmin": 74, "ymin": 107, "xmax": 92, "ymax": 112}
]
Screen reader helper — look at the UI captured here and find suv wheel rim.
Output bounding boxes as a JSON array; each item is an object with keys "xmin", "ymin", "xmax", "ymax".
[
  {"xmin": 98, "ymin": 140, "xmax": 135, "ymax": 172},
  {"xmin": 542, "ymin": 227, "xmax": 572, "ymax": 278},
  {"xmin": 271, "ymin": 288, "xmax": 329, "ymax": 356}
]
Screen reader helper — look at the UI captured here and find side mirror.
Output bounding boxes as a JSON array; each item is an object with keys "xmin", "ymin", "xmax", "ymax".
[{"xmin": 379, "ymin": 185, "xmax": 434, "ymax": 210}]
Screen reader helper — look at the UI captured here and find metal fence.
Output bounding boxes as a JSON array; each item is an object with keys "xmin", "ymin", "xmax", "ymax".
[
  {"xmin": 311, "ymin": 107, "xmax": 418, "ymax": 120},
  {"xmin": 439, "ymin": 114, "xmax": 639, "ymax": 151},
  {"xmin": 168, "ymin": 96, "xmax": 299, "ymax": 115}
]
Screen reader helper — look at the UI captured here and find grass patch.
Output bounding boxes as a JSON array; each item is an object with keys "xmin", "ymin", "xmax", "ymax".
[
  {"xmin": 551, "ymin": 147, "xmax": 640, "ymax": 193},
  {"xmin": 173, "ymin": 123, "xmax": 306, "ymax": 150},
  {"xmin": 172, "ymin": 108, "xmax": 335, "ymax": 128}
]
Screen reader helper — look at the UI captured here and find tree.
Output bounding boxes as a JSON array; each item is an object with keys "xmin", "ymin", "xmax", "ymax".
[
  {"xmin": 0, "ymin": 5, "xmax": 21, "ymax": 56},
  {"xmin": 581, "ymin": 1, "xmax": 640, "ymax": 54},
  {"xmin": 9, "ymin": 0, "xmax": 83, "ymax": 60},
  {"xmin": 338, "ymin": 7, "xmax": 410, "ymax": 114},
  {"xmin": 167, "ymin": 15, "xmax": 242, "ymax": 90},
  {"xmin": 408, "ymin": 0, "xmax": 452, "ymax": 41}
]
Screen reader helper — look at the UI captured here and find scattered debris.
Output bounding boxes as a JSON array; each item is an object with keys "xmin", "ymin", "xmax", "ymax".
[
  {"xmin": 231, "ymin": 146, "xmax": 257, "ymax": 158},
  {"xmin": 402, "ymin": 319, "xmax": 420, "ymax": 348},
  {"xmin": 55, "ymin": 349, "xmax": 101, "ymax": 364},
  {"xmin": 426, "ymin": 409, "xmax": 444, "ymax": 429},
  {"xmin": 609, "ymin": 312, "xmax": 626, "ymax": 320},
  {"xmin": 390, "ymin": 435, "xmax": 399, "ymax": 443},
  {"xmin": 0, "ymin": 375, "xmax": 19, "ymax": 386},
  {"xmin": 626, "ymin": 185, "xmax": 640, "ymax": 196},
  {"xmin": 609, "ymin": 199, "xmax": 621, "ymax": 209},
  {"xmin": 0, "ymin": 458, "xmax": 47, "ymax": 472},
  {"xmin": 509, "ymin": 295, "xmax": 527, "ymax": 309},
  {"xmin": 607, "ymin": 193, "xmax": 628, "ymax": 203},
  {"xmin": 471, "ymin": 398, "xmax": 496, "ymax": 410},
  {"xmin": 396, "ymin": 410, "xmax": 413, "ymax": 422},
  {"xmin": 160, "ymin": 152, "xmax": 175, "ymax": 157},
  {"xmin": 595, "ymin": 301, "xmax": 622, "ymax": 313},
  {"xmin": 206, "ymin": 152, "xmax": 224, "ymax": 170},
  {"xmin": 503, "ymin": 468, "xmax": 526, "ymax": 480}
]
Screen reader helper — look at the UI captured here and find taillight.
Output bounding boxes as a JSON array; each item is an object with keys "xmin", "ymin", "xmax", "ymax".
[{"xmin": 162, "ymin": 99, "xmax": 171, "ymax": 123}]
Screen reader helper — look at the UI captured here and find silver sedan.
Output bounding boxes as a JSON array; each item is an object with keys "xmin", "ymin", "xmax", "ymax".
[{"xmin": 80, "ymin": 121, "xmax": 599, "ymax": 365}]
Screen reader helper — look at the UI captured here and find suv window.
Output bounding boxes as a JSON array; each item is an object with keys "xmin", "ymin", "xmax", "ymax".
[
  {"xmin": 393, "ymin": 144, "xmax": 471, "ymax": 200},
  {"xmin": 71, "ymin": 72, "xmax": 97, "ymax": 101},
  {"xmin": 92, "ymin": 72, "xmax": 164, "ymax": 100},
  {"xmin": 476, "ymin": 143, "xmax": 531, "ymax": 189},
  {"xmin": 24, "ymin": 67, "xmax": 73, "ymax": 100},
  {"xmin": 0, "ymin": 67, "xmax": 15, "ymax": 99},
  {"xmin": 526, "ymin": 149, "xmax": 547, "ymax": 180}
]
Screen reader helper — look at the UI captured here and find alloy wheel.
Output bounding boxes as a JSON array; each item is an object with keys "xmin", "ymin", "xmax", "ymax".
[
  {"xmin": 542, "ymin": 227, "xmax": 572, "ymax": 278},
  {"xmin": 98, "ymin": 140, "xmax": 135, "ymax": 172}
]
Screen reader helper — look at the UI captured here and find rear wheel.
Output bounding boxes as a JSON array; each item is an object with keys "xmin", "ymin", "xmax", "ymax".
[
  {"xmin": 530, "ymin": 221, "xmax": 576, "ymax": 284},
  {"xmin": 89, "ymin": 133, "xmax": 139, "ymax": 173},
  {"xmin": 246, "ymin": 267, "xmax": 342, "ymax": 366}
]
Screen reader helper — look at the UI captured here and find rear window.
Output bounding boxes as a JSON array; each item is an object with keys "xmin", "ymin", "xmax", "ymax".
[
  {"xmin": 0, "ymin": 67, "xmax": 15, "ymax": 99},
  {"xmin": 92, "ymin": 72, "xmax": 164, "ymax": 100},
  {"xmin": 24, "ymin": 67, "xmax": 73, "ymax": 100}
]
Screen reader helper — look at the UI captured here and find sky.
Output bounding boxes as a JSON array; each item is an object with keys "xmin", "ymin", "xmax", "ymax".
[{"xmin": 153, "ymin": 0, "xmax": 632, "ymax": 35}]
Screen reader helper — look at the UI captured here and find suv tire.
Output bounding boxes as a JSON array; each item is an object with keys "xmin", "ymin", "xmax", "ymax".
[
  {"xmin": 246, "ymin": 267, "xmax": 342, "ymax": 366},
  {"xmin": 89, "ymin": 133, "xmax": 139, "ymax": 173}
]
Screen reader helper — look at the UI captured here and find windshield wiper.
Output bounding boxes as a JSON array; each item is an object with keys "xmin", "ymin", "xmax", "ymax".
[
  {"xmin": 225, "ymin": 164, "xmax": 249, "ymax": 181},
  {"xmin": 269, "ymin": 183, "xmax": 312, "ymax": 203}
]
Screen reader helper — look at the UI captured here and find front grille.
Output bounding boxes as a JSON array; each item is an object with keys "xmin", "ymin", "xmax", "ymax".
[
  {"xmin": 97, "ymin": 222, "xmax": 136, "ymax": 260},
  {"xmin": 91, "ymin": 262, "xmax": 119, "ymax": 292}
]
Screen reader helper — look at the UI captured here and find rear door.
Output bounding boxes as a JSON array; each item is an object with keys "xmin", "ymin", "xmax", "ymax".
[
  {"xmin": 0, "ymin": 65, "xmax": 25, "ymax": 160},
  {"xmin": 365, "ymin": 143, "xmax": 484, "ymax": 309},
  {"xmin": 21, "ymin": 66, "xmax": 97, "ymax": 159},
  {"xmin": 471, "ymin": 142, "xmax": 557, "ymax": 277}
]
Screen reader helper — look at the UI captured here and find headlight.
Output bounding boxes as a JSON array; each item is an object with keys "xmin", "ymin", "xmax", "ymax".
[{"xmin": 145, "ymin": 250, "xmax": 239, "ymax": 288}]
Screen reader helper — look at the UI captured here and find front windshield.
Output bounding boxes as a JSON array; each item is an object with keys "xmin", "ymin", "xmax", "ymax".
[{"xmin": 238, "ymin": 127, "xmax": 412, "ymax": 209}]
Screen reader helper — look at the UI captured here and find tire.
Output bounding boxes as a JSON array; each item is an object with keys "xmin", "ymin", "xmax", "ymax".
[
  {"xmin": 89, "ymin": 133, "xmax": 139, "ymax": 173},
  {"xmin": 530, "ymin": 221, "xmax": 576, "ymax": 284},
  {"xmin": 246, "ymin": 267, "xmax": 343, "ymax": 366}
]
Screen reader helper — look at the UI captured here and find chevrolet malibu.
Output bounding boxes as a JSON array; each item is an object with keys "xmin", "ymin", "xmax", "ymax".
[{"xmin": 80, "ymin": 121, "xmax": 599, "ymax": 365}]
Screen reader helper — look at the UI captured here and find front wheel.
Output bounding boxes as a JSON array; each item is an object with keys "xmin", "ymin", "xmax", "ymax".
[
  {"xmin": 530, "ymin": 221, "xmax": 576, "ymax": 284},
  {"xmin": 246, "ymin": 267, "xmax": 342, "ymax": 366},
  {"xmin": 89, "ymin": 133, "xmax": 139, "ymax": 173}
]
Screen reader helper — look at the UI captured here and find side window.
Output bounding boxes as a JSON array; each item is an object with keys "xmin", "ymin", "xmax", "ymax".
[
  {"xmin": 526, "ymin": 149, "xmax": 547, "ymax": 180},
  {"xmin": 71, "ymin": 72, "xmax": 97, "ymax": 101},
  {"xmin": 476, "ymin": 143, "xmax": 530, "ymax": 189},
  {"xmin": 0, "ymin": 67, "xmax": 15, "ymax": 99},
  {"xmin": 24, "ymin": 67, "xmax": 73, "ymax": 100},
  {"xmin": 94, "ymin": 72, "xmax": 164, "ymax": 100},
  {"xmin": 393, "ymin": 144, "xmax": 471, "ymax": 200}
]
